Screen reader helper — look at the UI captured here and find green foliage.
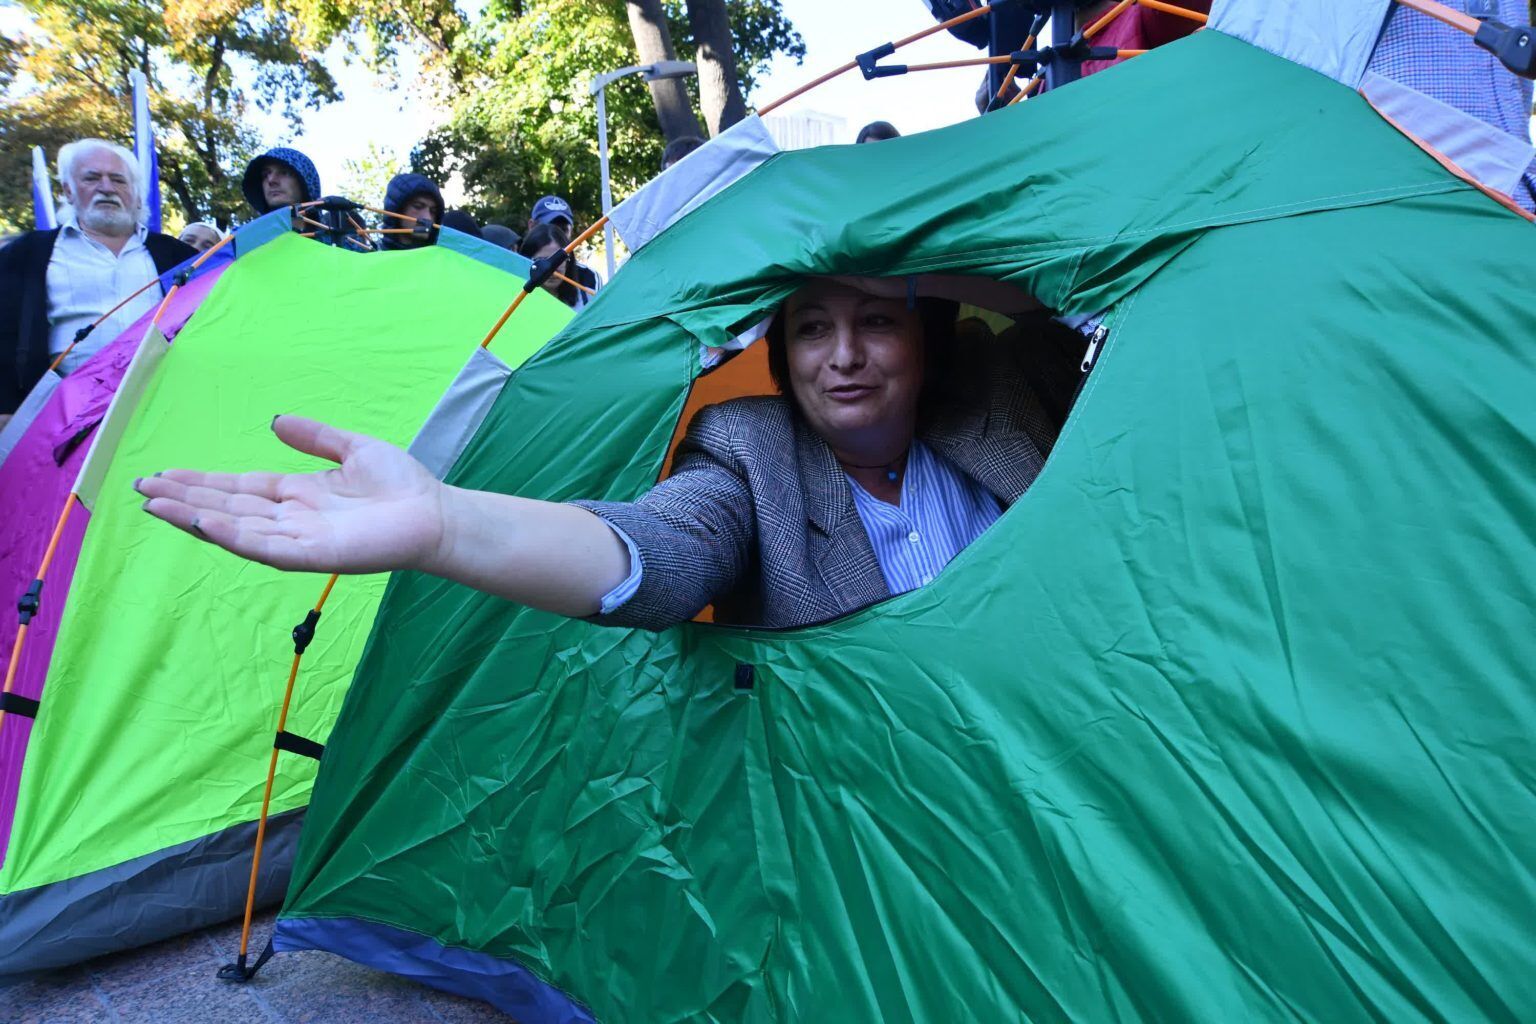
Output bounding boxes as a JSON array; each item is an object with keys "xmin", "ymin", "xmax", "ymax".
[
  {"xmin": 415, "ymin": 0, "xmax": 803, "ymax": 229},
  {"xmin": 338, "ymin": 140, "xmax": 407, "ymax": 207},
  {"xmin": 0, "ymin": 0, "xmax": 342, "ymax": 231},
  {"xmin": 0, "ymin": 0, "xmax": 801, "ymax": 235}
]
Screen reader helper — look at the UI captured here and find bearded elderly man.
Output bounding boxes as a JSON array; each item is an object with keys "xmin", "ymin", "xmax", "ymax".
[{"xmin": 0, "ymin": 138, "xmax": 195, "ymax": 422}]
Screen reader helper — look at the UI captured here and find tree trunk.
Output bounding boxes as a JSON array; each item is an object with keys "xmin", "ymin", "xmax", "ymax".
[
  {"xmin": 685, "ymin": 0, "xmax": 747, "ymax": 136},
  {"xmin": 624, "ymin": 0, "xmax": 705, "ymax": 142}
]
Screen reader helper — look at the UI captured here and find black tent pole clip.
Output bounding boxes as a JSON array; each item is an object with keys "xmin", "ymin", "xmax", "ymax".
[
  {"xmin": 524, "ymin": 248, "xmax": 571, "ymax": 294},
  {"xmin": 1474, "ymin": 19, "xmax": 1536, "ymax": 77},
  {"xmin": 857, "ymin": 42, "xmax": 906, "ymax": 79}
]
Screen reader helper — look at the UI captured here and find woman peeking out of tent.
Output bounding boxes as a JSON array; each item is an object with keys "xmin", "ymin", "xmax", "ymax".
[{"xmin": 135, "ymin": 277, "xmax": 1057, "ymax": 630}]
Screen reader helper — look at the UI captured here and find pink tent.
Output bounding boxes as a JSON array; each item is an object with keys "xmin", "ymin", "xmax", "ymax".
[{"xmin": 0, "ymin": 264, "xmax": 227, "ymax": 864}]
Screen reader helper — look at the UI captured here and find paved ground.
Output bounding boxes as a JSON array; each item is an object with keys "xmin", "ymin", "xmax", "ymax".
[{"xmin": 4, "ymin": 909, "xmax": 515, "ymax": 1023}]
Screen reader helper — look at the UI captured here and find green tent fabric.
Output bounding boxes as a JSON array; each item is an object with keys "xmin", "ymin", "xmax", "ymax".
[
  {"xmin": 0, "ymin": 229, "xmax": 571, "ymax": 974},
  {"xmin": 275, "ymin": 30, "xmax": 1536, "ymax": 1022}
]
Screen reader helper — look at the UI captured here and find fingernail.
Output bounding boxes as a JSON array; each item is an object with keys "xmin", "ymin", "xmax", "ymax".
[
  {"xmin": 271, "ymin": 415, "xmax": 282, "ymax": 429},
  {"xmin": 153, "ymin": 471, "xmax": 162, "ymax": 478},
  {"xmin": 190, "ymin": 518, "xmax": 206, "ymax": 537},
  {"xmin": 141, "ymin": 499, "xmax": 150, "ymax": 512},
  {"xmin": 133, "ymin": 477, "xmax": 142, "ymax": 491}
]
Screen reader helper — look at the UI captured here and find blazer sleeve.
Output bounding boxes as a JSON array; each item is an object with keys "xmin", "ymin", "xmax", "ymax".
[{"xmin": 572, "ymin": 402, "xmax": 758, "ymax": 631}]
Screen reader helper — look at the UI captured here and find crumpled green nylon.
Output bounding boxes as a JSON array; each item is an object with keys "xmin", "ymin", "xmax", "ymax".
[{"xmin": 282, "ymin": 31, "xmax": 1536, "ymax": 1022}]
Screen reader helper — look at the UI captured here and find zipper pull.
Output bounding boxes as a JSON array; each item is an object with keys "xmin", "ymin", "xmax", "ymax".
[{"xmin": 1081, "ymin": 323, "xmax": 1108, "ymax": 374}]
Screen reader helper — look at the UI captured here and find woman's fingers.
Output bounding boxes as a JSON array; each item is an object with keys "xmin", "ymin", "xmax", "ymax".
[
  {"xmin": 136, "ymin": 475, "xmax": 281, "ymax": 518},
  {"xmin": 141, "ymin": 496, "xmax": 321, "ymax": 572},
  {"xmin": 272, "ymin": 415, "xmax": 367, "ymax": 466},
  {"xmin": 155, "ymin": 468, "xmax": 291, "ymax": 500}
]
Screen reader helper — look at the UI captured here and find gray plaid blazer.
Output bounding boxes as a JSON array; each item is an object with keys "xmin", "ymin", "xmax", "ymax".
[{"xmin": 576, "ymin": 359, "xmax": 1056, "ymax": 631}]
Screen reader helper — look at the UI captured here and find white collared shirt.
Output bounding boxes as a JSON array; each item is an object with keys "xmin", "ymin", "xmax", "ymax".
[{"xmin": 46, "ymin": 209, "xmax": 163, "ymax": 375}]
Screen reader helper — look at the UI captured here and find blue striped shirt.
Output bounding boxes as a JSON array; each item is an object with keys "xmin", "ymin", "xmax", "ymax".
[
  {"xmin": 845, "ymin": 439, "xmax": 1001, "ymax": 595},
  {"xmin": 597, "ymin": 439, "xmax": 1001, "ymax": 614}
]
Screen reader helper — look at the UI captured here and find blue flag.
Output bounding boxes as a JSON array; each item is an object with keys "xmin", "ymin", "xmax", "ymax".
[
  {"xmin": 130, "ymin": 71, "xmax": 161, "ymax": 233},
  {"xmin": 31, "ymin": 146, "xmax": 56, "ymax": 230}
]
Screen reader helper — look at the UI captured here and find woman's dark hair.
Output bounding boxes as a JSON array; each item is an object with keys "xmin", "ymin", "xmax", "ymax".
[
  {"xmin": 765, "ymin": 293, "xmax": 962, "ymax": 420},
  {"xmin": 518, "ymin": 222, "xmax": 580, "ymax": 307}
]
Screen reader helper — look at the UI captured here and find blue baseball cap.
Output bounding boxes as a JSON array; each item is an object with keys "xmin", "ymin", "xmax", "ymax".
[{"xmin": 530, "ymin": 195, "xmax": 574, "ymax": 227}]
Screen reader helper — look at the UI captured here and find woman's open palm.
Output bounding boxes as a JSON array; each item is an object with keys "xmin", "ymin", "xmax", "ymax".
[{"xmin": 137, "ymin": 415, "xmax": 445, "ymax": 575}]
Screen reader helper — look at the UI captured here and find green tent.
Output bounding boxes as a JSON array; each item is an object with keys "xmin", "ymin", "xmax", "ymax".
[
  {"xmin": 0, "ymin": 223, "xmax": 571, "ymax": 974},
  {"xmin": 270, "ymin": 20, "xmax": 1536, "ymax": 1024}
]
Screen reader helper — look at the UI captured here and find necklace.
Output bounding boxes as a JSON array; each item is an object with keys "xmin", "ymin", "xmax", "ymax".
[{"xmin": 840, "ymin": 456, "xmax": 905, "ymax": 483}]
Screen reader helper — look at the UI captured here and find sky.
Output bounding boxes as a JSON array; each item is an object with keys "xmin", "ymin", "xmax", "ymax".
[{"xmin": 273, "ymin": 0, "xmax": 992, "ymax": 194}]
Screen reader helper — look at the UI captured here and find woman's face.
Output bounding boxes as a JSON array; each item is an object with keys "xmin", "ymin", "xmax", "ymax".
[
  {"xmin": 782, "ymin": 282, "xmax": 925, "ymax": 453},
  {"xmin": 179, "ymin": 224, "xmax": 219, "ymax": 252},
  {"xmin": 530, "ymin": 241, "xmax": 563, "ymax": 297}
]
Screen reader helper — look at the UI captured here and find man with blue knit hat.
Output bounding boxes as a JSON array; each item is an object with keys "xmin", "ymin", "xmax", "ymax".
[{"xmin": 241, "ymin": 147, "xmax": 322, "ymax": 215}]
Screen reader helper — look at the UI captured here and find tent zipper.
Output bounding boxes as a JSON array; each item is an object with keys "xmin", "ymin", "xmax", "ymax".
[{"xmin": 1081, "ymin": 323, "xmax": 1108, "ymax": 374}]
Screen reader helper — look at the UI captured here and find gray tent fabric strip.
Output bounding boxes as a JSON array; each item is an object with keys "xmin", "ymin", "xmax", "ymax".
[
  {"xmin": 0, "ymin": 371, "xmax": 60, "ymax": 468},
  {"xmin": 0, "ymin": 808, "xmax": 304, "ymax": 978},
  {"xmin": 407, "ymin": 346, "xmax": 515, "ymax": 481},
  {"xmin": 1209, "ymin": 0, "xmax": 1394, "ymax": 87},
  {"xmin": 610, "ymin": 114, "xmax": 779, "ymax": 255},
  {"xmin": 1361, "ymin": 69, "xmax": 1536, "ymax": 195}
]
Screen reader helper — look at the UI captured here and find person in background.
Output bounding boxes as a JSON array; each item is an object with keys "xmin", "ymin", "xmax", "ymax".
[
  {"xmin": 527, "ymin": 195, "xmax": 575, "ymax": 237},
  {"xmin": 517, "ymin": 223, "xmax": 595, "ymax": 310},
  {"xmin": 178, "ymin": 222, "xmax": 223, "ymax": 253},
  {"xmin": 855, "ymin": 121, "xmax": 901, "ymax": 144},
  {"xmin": 380, "ymin": 173, "xmax": 445, "ymax": 250},
  {"xmin": 1368, "ymin": 0, "xmax": 1536, "ymax": 211},
  {"xmin": 482, "ymin": 224, "xmax": 520, "ymax": 250},
  {"xmin": 661, "ymin": 136, "xmax": 706, "ymax": 171},
  {"xmin": 240, "ymin": 147, "xmax": 322, "ymax": 217},
  {"xmin": 440, "ymin": 209, "xmax": 483, "ymax": 239},
  {"xmin": 525, "ymin": 196, "xmax": 601, "ymax": 301},
  {"xmin": 0, "ymin": 138, "xmax": 194, "ymax": 425}
]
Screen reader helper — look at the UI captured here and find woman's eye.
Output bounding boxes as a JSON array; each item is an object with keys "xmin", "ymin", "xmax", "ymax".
[
  {"xmin": 794, "ymin": 320, "xmax": 830, "ymax": 338},
  {"xmin": 862, "ymin": 314, "xmax": 894, "ymax": 329}
]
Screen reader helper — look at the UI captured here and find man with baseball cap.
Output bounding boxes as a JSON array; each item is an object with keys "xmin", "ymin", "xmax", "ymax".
[
  {"xmin": 528, "ymin": 195, "xmax": 575, "ymax": 234},
  {"xmin": 526, "ymin": 194, "xmax": 602, "ymax": 297}
]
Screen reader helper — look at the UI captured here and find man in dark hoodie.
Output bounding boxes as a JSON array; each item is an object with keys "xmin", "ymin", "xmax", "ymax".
[
  {"xmin": 380, "ymin": 173, "xmax": 445, "ymax": 250},
  {"xmin": 241, "ymin": 147, "xmax": 322, "ymax": 216},
  {"xmin": 241, "ymin": 146, "xmax": 377, "ymax": 251}
]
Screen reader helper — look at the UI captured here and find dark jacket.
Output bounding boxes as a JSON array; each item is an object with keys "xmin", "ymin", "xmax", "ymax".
[
  {"xmin": 576, "ymin": 359, "xmax": 1055, "ymax": 631},
  {"xmin": 0, "ymin": 228, "xmax": 194, "ymax": 414},
  {"xmin": 241, "ymin": 148, "xmax": 322, "ymax": 215},
  {"xmin": 381, "ymin": 173, "xmax": 445, "ymax": 250}
]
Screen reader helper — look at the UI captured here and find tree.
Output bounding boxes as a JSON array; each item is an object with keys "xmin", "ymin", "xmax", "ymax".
[
  {"xmin": 414, "ymin": 0, "xmax": 802, "ymax": 230},
  {"xmin": 338, "ymin": 141, "xmax": 407, "ymax": 208},
  {"xmin": 625, "ymin": 0, "xmax": 705, "ymax": 142},
  {"xmin": 0, "ymin": 0, "xmax": 344, "ymax": 232},
  {"xmin": 684, "ymin": 0, "xmax": 748, "ymax": 136}
]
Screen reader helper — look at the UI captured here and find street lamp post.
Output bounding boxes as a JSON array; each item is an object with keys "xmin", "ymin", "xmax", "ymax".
[{"xmin": 590, "ymin": 60, "xmax": 697, "ymax": 280}]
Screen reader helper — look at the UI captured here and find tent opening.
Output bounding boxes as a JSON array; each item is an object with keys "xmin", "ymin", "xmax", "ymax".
[{"xmin": 660, "ymin": 274, "xmax": 1101, "ymax": 625}]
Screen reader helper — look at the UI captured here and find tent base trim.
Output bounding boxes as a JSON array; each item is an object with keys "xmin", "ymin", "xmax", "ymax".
[
  {"xmin": 273, "ymin": 914, "xmax": 595, "ymax": 1023},
  {"xmin": 0, "ymin": 807, "xmax": 304, "ymax": 977}
]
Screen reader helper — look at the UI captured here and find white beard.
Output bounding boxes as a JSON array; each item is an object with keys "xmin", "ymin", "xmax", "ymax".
[{"xmin": 77, "ymin": 199, "xmax": 137, "ymax": 237}]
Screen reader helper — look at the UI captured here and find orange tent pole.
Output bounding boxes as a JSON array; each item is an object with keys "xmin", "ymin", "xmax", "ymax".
[{"xmin": 0, "ymin": 494, "xmax": 79, "ymax": 740}]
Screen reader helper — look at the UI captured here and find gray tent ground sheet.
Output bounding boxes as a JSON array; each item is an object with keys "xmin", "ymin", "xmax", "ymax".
[{"xmin": 3, "ymin": 908, "xmax": 515, "ymax": 1023}]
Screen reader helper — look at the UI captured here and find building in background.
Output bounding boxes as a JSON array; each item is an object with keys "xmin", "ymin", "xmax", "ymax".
[{"xmin": 762, "ymin": 109, "xmax": 848, "ymax": 150}]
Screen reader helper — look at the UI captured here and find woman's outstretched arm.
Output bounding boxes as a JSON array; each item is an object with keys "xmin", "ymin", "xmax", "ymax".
[{"xmin": 135, "ymin": 415, "xmax": 631, "ymax": 618}]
